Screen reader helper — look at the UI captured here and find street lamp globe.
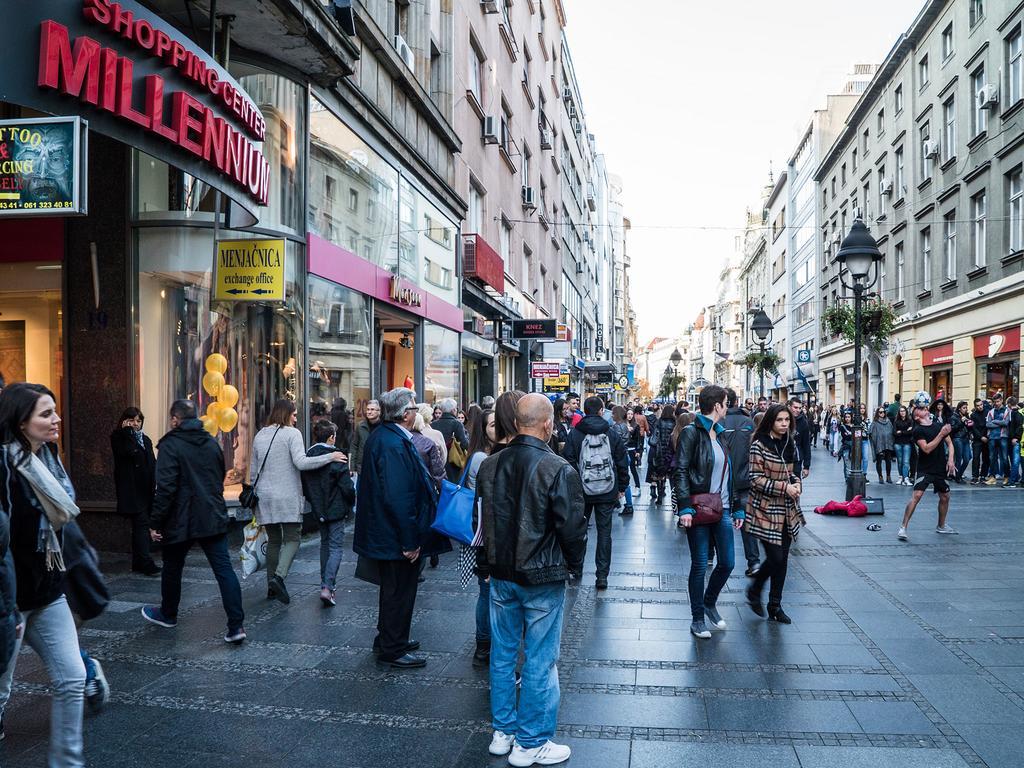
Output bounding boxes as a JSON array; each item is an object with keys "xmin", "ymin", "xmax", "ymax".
[
  {"xmin": 837, "ymin": 219, "xmax": 882, "ymax": 282},
  {"xmin": 750, "ymin": 309, "xmax": 774, "ymax": 342},
  {"xmin": 669, "ymin": 347, "xmax": 682, "ymax": 367}
]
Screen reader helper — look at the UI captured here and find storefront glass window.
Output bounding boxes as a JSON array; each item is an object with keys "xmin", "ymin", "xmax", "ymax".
[
  {"xmin": 423, "ymin": 323, "xmax": 459, "ymax": 404},
  {"xmin": 398, "ymin": 178, "xmax": 459, "ymax": 306},
  {"xmin": 308, "ymin": 275, "xmax": 372, "ymax": 446},
  {"xmin": 308, "ymin": 95, "xmax": 398, "ymax": 267},
  {"xmin": 977, "ymin": 360, "xmax": 1020, "ymax": 400},
  {"xmin": 136, "ymin": 228, "xmax": 304, "ymax": 495}
]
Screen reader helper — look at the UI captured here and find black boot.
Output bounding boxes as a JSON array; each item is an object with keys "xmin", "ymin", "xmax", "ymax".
[
  {"xmin": 767, "ymin": 605, "xmax": 792, "ymax": 624},
  {"xmin": 472, "ymin": 639, "xmax": 490, "ymax": 667},
  {"xmin": 746, "ymin": 585, "xmax": 765, "ymax": 617}
]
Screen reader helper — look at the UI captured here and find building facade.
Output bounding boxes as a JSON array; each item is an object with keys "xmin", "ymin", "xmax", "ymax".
[{"xmin": 816, "ymin": 0, "xmax": 1024, "ymax": 409}]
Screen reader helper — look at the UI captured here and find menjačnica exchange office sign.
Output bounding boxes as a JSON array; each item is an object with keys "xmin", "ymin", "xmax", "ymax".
[{"xmin": 1, "ymin": 0, "xmax": 270, "ymax": 226}]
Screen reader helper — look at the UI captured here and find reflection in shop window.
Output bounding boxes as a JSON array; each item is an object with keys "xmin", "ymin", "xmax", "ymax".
[
  {"xmin": 423, "ymin": 323, "xmax": 459, "ymax": 404},
  {"xmin": 136, "ymin": 229, "xmax": 304, "ymax": 496}
]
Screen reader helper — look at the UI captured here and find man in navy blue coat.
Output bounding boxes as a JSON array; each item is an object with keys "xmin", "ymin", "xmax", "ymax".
[{"xmin": 354, "ymin": 387, "xmax": 449, "ymax": 668}]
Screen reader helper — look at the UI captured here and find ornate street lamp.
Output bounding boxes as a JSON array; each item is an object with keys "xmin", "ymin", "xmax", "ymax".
[
  {"xmin": 750, "ymin": 308, "xmax": 774, "ymax": 400},
  {"xmin": 836, "ymin": 219, "xmax": 882, "ymax": 500}
]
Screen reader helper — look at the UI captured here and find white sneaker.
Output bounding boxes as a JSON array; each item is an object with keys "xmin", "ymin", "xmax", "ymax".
[
  {"xmin": 935, "ymin": 525, "xmax": 959, "ymax": 535},
  {"xmin": 489, "ymin": 731, "xmax": 516, "ymax": 756},
  {"xmin": 508, "ymin": 740, "xmax": 572, "ymax": 767},
  {"xmin": 897, "ymin": 526, "xmax": 908, "ymax": 541}
]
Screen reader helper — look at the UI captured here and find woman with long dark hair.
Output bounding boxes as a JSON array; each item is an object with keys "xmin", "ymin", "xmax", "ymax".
[
  {"xmin": 745, "ymin": 403, "xmax": 806, "ymax": 624},
  {"xmin": 610, "ymin": 406, "xmax": 635, "ymax": 516},
  {"xmin": 626, "ymin": 406, "xmax": 645, "ymax": 491},
  {"xmin": 493, "ymin": 390, "xmax": 525, "ymax": 451},
  {"xmin": 110, "ymin": 406, "xmax": 159, "ymax": 575},
  {"xmin": 867, "ymin": 406, "xmax": 895, "ymax": 483},
  {"xmin": 650, "ymin": 405, "xmax": 677, "ymax": 504},
  {"xmin": 551, "ymin": 398, "xmax": 570, "ymax": 454},
  {"xmin": 0, "ymin": 383, "xmax": 87, "ymax": 764},
  {"xmin": 948, "ymin": 401, "xmax": 973, "ymax": 483},
  {"xmin": 670, "ymin": 412, "xmax": 694, "ymax": 521},
  {"xmin": 893, "ymin": 405, "xmax": 914, "ymax": 485}
]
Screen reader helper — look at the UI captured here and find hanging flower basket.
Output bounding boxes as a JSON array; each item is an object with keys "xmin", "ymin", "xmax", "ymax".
[
  {"xmin": 822, "ymin": 300, "xmax": 899, "ymax": 351},
  {"xmin": 735, "ymin": 349, "xmax": 783, "ymax": 375}
]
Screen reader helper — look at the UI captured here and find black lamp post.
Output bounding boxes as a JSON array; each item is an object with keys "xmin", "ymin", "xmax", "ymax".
[
  {"xmin": 836, "ymin": 219, "xmax": 882, "ymax": 501},
  {"xmin": 670, "ymin": 348, "xmax": 682, "ymax": 400},
  {"xmin": 750, "ymin": 309, "xmax": 774, "ymax": 400}
]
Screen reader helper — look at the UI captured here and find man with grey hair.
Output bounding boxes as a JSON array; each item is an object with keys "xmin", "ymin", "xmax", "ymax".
[
  {"xmin": 476, "ymin": 393, "xmax": 586, "ymax": 765},
  {"xmin": 432, "ymin": 396, "xmax": 469, "ymax": 482},
  {"xmin": 354, "ymin": 388, "xmax": 450, "ymax": 668}
]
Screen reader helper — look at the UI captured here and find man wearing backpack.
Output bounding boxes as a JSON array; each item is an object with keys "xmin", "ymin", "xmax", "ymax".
[{"xmin": 562, "ymin": 396, "xmax": 629, "ymax": 590}]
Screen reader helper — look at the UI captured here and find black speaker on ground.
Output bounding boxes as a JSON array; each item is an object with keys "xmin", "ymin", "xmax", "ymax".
[{"xmin": 862, "ymin": 497, "xmax": 885, "ymax": 515}]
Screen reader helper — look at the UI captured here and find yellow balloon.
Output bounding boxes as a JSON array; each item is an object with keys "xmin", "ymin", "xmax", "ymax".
[
  {"xmin": 202, "ymin": 370, "xmax": 224, "ymax": 397},
  {"xmin": 206, "ymin": 401, "xmax": 225, "ymax": 421},
  {"xmin": 218, "ymin": 406, "xmax": 238, "ymax": 433},
  {"xmin": 217, "ymin": 384, "xmax": 239, "ymax": 408},
  {"xmin": 205, "ymin": 353, "xmax": 228, "ymax": 374},
  {"xmin": 200, "ymin": 415, "xmax": 219, "ymax": 436}
]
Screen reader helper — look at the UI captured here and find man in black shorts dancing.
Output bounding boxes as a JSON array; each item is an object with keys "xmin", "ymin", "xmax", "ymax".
[{"xmin": 898, "ymin": 400, "xmax": 956, "ymax": 541}]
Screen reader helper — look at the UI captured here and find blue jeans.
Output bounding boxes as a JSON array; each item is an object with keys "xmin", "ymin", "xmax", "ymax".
[
  {"xmin": 489, "ymin": 579, "xmax": 566, "ymax": 749},
  {"xmin": 624, "ymin": 484, "xmax": 633, "ymax": 508},
  {"xmin": 841, "ymin": 447, "xmax": 869, "ymax": 478},
  {"xmin": 989, "ymin": 437, "xmax": 1007, "ymax": 478},
  {"xmin": 319, "ymin": 520, "xmax": 346, "ymax": 590},
  {"xmin": 1010, "ymin": 441, "xmax": 1021, "ymax": 483},
  {"xmin": 476, "ymin": 576, "xmax": 490, "ymax": 641},
  {"xmin": 0, "ymin": 596, "xmax": 86, "ymax": 767},
  {"xmin": 952, "ymin": 437, "xmax": 972, "ymax": 480},
  {"xmin": 684, "ymin": 510, "xmax": 736, "ymax": 622},
  {"xmin": 894, "ymin": 444, "xmax": 911, "ymax": 480}
]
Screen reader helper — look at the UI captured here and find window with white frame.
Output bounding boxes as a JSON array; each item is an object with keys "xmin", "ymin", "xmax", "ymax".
[
  {"xmin": 896, "ymin": 241, "xmax": 905, "ymax": 300},
  {"xmin": 1009, "ymin": 29, "xmax": 1023, "ymax": 106},
  {"xmin": 895, "ymin": 146, "xmax": 905, "ymax": 198},
  {"xmin": 970, "ymin": 0, "xmax": 983, "ymax": 27},
  {"xmin": 943, "ymin": 211, "xmax": 956, "ymax": 281},
  {"xmin": 468, "ymin": 182, "xmax": 483, "ymax": 235},
  {"xmin": 852, "ymin": 148, "xmax": 858, "ymax": 172},
  {"xmin": 522, "ymin": 148, "xmax": 530, "ymax": 188},
  {"xmin": 468, "ymin": 41, "xmax": 484, "ymax": 103},
  {"xmin": 921, "ymin": 227, "xmax": 932, "ymax": 291},
  {"xmin": 877, "ymin": 108, "xmax": 885, "ymax": 134},
  {"xmin": 942, "ymin": 23, "xmax": 954, "ymax": 59},
  {"xmin": 972, "ymin": 190, "xmax": 986, "ymax": 268},
  {"xmin": 521, "ymin": 244, "xmax": 531, "ymax": 293},
  {"xmin": 500, "ymin": 219, "xmax": 511, "ymax": 265},
  {"xmin": 943, "ymin": 96, "xmax": 956, "ymax": 163},
  {"xmin": 919, "ymin": 56, "xmax": 929, "ymax": 86},
  {"xmin": 971, "ymin": 66, "xmax": 987, "ymax": 136},
  {"xmin": 920, "ymin": 122, "xmax": 932, "ymax": 182},
  {"xmin": 878, "ymin": 165, "xmax": 887, "ymax": 214},
  {"xmin": 895, "ymin": 84, "xmax": 904, "ymax": 113},
  {"xmin": 864, "ymin": 181, "xmax": 871, "ymax": 220},
  {"xmin": 538, "ymin": 265, "xmax": 547, "ymax": 311},
  {"xmin": 862, "ymin": 127, "xmax": 870, "ymax": 154},
  {"xmin": 1010, "ymin": 168, "xmax": 1024, "ymax": 252}
]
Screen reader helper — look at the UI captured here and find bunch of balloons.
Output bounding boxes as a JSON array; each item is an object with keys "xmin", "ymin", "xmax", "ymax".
[{"xmin": 200, "ymin": 353, "xmax": 240, "ymax": 437}]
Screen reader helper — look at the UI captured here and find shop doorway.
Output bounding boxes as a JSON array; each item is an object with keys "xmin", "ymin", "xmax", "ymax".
[
  {"xmin": 375, "ymin": 307, "xmax": 419, "ymax": 395},
  {"xmin": 927, "ymin": 367, "xmax": 952, "ymax": 402}
]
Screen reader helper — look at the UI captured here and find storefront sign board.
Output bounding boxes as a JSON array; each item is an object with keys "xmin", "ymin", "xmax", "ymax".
[
  {"xmin": 214, "ymin": 238, "xmax": 285, "ymax": 301},
  {"xmin": 512, "ymin": 319, "xmax": 557, "ymax": 340},
  {"xmin": 531, "ymin": 362, "xmax": 562, "ymax": 378},
  {"xmin": 3, "ymin": 1, "xmax": 269, "ymax": 226},
  {"xmin": 973, "ymin": 327, "xmax": 1021, "ymax": 359},
  {"xmin": 0, "ymin": 117, "xmax": 88, "ymax": 215},
  {"xmin": 544, "ymin": 374, "xmax": 570, "ymax": 393},
  {"xmin": 922, "ymin": 342, "xmax": 954, "ymax": 367}
]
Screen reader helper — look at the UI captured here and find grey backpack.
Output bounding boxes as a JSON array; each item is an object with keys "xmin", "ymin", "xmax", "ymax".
[{"xmin": 579, "ymin": 433, "xmax": 615, "ymax": 496}]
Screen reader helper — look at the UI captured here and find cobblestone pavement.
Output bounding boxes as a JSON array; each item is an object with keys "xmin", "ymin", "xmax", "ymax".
[{"xmin": 2, "ymin": 444, "xmax": 1023, "ymax": 767}]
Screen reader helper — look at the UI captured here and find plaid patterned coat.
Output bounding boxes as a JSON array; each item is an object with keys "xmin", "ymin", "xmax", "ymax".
[{"xmin": 745, "ymin": 437, "xmax": 806, "ymax": 546}]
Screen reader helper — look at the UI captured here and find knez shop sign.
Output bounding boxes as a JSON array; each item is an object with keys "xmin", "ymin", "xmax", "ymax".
[{"xmin": 2, "ymin": 0, "xmax": 270, "ymax": 226}]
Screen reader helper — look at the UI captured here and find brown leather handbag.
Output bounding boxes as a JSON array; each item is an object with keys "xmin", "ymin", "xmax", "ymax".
[{"xmin": 690, "ymin": 453, "xmax": 729, "ymax": 526}]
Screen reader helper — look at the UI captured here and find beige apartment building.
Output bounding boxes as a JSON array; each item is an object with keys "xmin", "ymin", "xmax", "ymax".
[{"xmin": 817, "ymin": 0, "xmax": 1024, "ymax": 408}]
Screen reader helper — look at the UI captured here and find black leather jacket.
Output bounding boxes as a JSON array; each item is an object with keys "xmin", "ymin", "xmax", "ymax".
[
  {"xmin": 475, "ymin": 435, "xmax": 587, "ymax": 585},
  {"xmin": 672, "ymin": 420, "xmax": 737, "ymax": 514}
]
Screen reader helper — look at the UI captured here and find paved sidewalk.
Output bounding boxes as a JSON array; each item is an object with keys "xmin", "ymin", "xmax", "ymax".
[{"xmin": 1, "ymin": 444, "xmax": 1022, "ymax": 767}]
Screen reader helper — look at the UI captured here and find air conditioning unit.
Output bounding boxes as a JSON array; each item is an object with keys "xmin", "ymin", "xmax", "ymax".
[
  {"xmin": 977, "ymin": 84, "xmax": 999, "ymax": 110},
  {"xmin": 521, "ymin": 185, "xmax": 537, "ymax": 210},
  {"xmin": 394, "ymin": 35, "xmax": 415, "ymax": 70},
  {"xmin": 923, "ymin": 139, "xmax": 940, "ymax": 159},
  {"xmin": 539, "ymin": 128, "xmax": 552, "ymax": 150},
  {"xmin": 879, "ymin": 178, "xmax": 893, "ymax": 196},
  {"xmin": 480, "ymin": 0, "xmax": 499, "ymax": 13},
  {"xmin": 482, "ymin": 115, "xmax": 499, "ymax": 144},
  {"xmin": 562, "ymin": 87, "xmax": 573, "ymax": 102}
]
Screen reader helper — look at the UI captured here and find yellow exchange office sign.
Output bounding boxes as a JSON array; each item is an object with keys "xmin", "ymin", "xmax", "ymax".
[{"xmin": 214, "ymin": 238, "xmax": 286, "ymax": 301}]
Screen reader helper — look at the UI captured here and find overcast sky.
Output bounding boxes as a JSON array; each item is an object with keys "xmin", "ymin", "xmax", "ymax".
[{"xmin": 563, "ymin": 0, "xmax": 924, "ymax": 343}]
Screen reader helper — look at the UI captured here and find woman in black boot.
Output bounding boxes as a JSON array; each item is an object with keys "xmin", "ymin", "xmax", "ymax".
[
  {"xmin": 651, "ymin": 406, "xmax": 677, "ymax": 505},
  {"xmin": 744, "ymin": 404, "xmax": 806, "ymax": 625}
]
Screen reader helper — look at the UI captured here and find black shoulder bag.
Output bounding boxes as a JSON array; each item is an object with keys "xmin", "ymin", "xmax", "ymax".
[{"xmin": 239, "ymin": 426, "xmax": 280, "ymax": 510}]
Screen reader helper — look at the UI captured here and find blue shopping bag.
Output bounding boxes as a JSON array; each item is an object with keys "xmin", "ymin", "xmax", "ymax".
[{"xmin": 431, "ymin": 463, "xmax": 476, "ymax": 545}]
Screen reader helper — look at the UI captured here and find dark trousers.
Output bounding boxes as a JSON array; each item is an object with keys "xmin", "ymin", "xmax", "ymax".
[
  {"xmin": 160, "ymin": 533, "xmax": 244, "ymax": 631},
  {"xmin": 627, "ymin": 449, "xmax": 642, "ymax": 488},
  {"xmin": 130, "ymin": 512, "xmax": 156, "ymax": 570},
  {"xmin": 751, "ymin": 528, "xmax": 792, "ymax": 608},
  {"xmin": 584, "ymin": 500, "xmax": 615, "ymax": 580},
  {"xmin": 376, "ymin": 558, "xmax": 420, "ymax": 661},
  {"xmin": 971, "ymin": 440, "xmax": 989, "ymax": 479},
  {"xmin": 874, "ymin": 452, "xmax": 893, "ymax": 480}
]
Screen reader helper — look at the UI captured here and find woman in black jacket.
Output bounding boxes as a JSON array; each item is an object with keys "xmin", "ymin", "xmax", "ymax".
[
  {"xmin": 110, "ymin": 407, "xmax": 159, "ymax": 575},
  {"xmin": 649, "ymin": 406, "xmax": 677, "ymax": 504},
  {"xmin": 0, "ymin": 383, "xmax": 86, "ymax": 765},
  {"xmin": 893, "ymin": 406, "xmax": 915, "ymax": 485}
]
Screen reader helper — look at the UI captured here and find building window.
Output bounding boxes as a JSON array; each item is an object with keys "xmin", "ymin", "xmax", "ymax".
[
  {"xmin": 921, "ymin": 228, "xmax": 932, "ymax": 291},
  {"xmin": 522, "ymin": 148, "xmax": 531, "ymax": 188},
  {"xmin": 538, "ymin": 265, "xmax": 547, "ymax": 311},
  {"xmin": 878, "ymin": 165, "xmax": 887, "ymax": 214},
  {"xmin": 895, "ymin": 146, "xmax": 905, "ymax": 198},
  {"xmin": 841, "ymin": 163, "xmax": 847, "ymax": 186},
  {"xmin": 1010, "ymin": 168, "xmax": 1023, "ymax": 252},
  {"xmin": 920, "ymin": 122, "xmax": 932, "ymax": 182},
  {"xmin": 864, "ymin": 181, "xmax": 871, "ymax": 220},
  {"xmin": 877, "ymin": 108, "xmax": 885, "ymax": 134},
  {"xmin": 919, "ymin": 55, "xmax": 929, "ymax": 86},
  {"xmin": 468, "ymin": 41, "xmax": 484, "ymax": 104},
  {"xmin": 862, "ymin": 127, "xmax": 870, "ymax": 154},
  {"xmin": 970, "ymin": 0, "xmax": 983, "ymax": 27},
  {"xmin": 896, "ymin": 241, "xmax": 905, "ymax": 300},
  {"xmin": 500, "ymin": 219, "xmax": 512, "ymax": 266},
  {"xmin": 831, "ymin": 176, "xmax": 837, "ymax": 197},
  {"xmin": 1009, "ymin": 29, "xmax": 1023, "ymax": 106},
  {"xmin": 943, "ymin": 211, "xmax": 956, "ymax": 281},
  {"xmin": 942, "ymin": 23, "xmax": 954, "ymax": 59},
  {"xmin": 468, "ymin": 182, "xmax": 484, "ymax": 235},
  {"xmin": 521, "ymin": 245, "xmax": 531, "ymax": 293},
  {"xmin": 895, "ymin": 84, "xmax": 903, "ymax": 114},
  {"xmin": 347, "ymin": 188, "xmax": 359, "ymax": 212},
  {"xmin": 943, "ymin": 96, "xmax": 956, "ymax": 163},
  {"xmin": 972, "ymin": 190, "xmax": 987, "ymax": 268},
  {"xmin": 971, "ymin": 66, "xmax": 987, "ymax": 136}
]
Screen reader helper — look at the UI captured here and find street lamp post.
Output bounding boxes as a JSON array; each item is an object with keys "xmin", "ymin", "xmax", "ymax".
[
  {"xmin": 836, "ymin": 219, "xmax": 883, "ymax": 501},
  {"xmin": 750, "ymin": 309, "xmax": 774, "ymax": 401},
  {"xmin": 670, "ymin": 348, "xmax": 682, "ymax": 401}
]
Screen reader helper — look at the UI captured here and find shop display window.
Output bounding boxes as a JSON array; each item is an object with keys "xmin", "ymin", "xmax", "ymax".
[
  {"xmin": 135, "ymin": 228, "xmax": 304, "ymax": 495},
  {"xmin": 423, "ymin": 323, "xmax": 459, "ymax": 403},
  {"xmin": 977, "ymin": 360, "xmax": 1020, "ymax": 400}
]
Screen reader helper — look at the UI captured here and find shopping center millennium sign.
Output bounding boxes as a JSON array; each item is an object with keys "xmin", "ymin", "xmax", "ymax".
[{"xmin": 2, "ymin": 0, "xmax": 270, "ymax": 225}]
